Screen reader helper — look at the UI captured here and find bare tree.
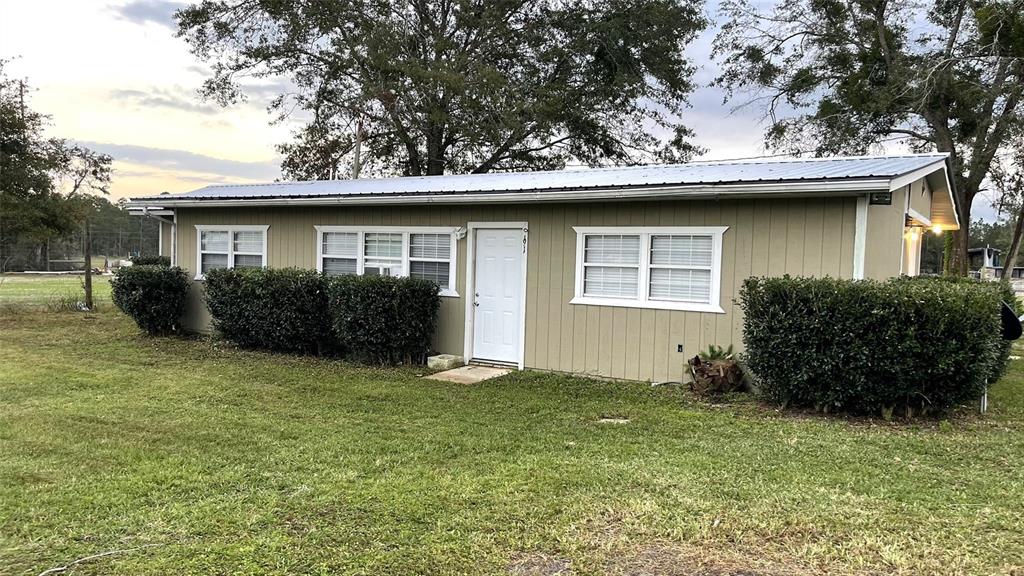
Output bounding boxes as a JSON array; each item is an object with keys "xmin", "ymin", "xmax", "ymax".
[{"xmin": 55, "ymin": 144, "xmax": 112, "ymax": 310}]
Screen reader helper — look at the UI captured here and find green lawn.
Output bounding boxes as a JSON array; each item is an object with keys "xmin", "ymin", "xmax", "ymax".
[
  {"xmin": 0, "ymin": 273, "xmax": 112, "ymax": 305},
  {"xmin": 1, "ymin": 311, "xmax": 1022, "ymax": 575}
]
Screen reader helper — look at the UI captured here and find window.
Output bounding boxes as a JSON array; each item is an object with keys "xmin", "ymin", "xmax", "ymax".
[
  {"xmin": 571, "ymin": 226, "xmax": 727, "ymax": 313},
  {"xmin": 363, "ymin": 232, "xmax": 403, "ymax": 276},
  {"xmin": 409, "ymin": 233, "xmax": 452, "ymax": 289},
  {"xmin": 315, "ymin": 226, "xmax": 459, "ymax": 296},
  {"xmin": 195, "ymin": 225, "xmax": 268, "ymax": 278}
]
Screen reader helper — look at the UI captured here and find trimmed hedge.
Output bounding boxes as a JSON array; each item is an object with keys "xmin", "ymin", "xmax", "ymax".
[
  {"xmin": 130, "ymin": 255, "xmax": 171, "ymax": 267},
  {"xmin": 740, "ymin": 275, "xmax": 1012, "ymax": 416},
  {"xmin": 326, "ymin": 275, "xmax": 441, "ymax": 365},
  {"xmin": 111, "ymin": 265, "xmax": 190, "ymax": 335},
  {"xmin": 202, "ymin": 269, "xmax": 441, "ymax": 363},
  {"xmin": 203, "ymin": 267, "xmax": 334, "ymax": 355}
]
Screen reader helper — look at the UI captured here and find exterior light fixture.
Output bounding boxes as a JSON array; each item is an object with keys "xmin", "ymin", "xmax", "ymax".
[{"xmin": 931, "ymin": 225, "xmax": 943, "ymax": 235}]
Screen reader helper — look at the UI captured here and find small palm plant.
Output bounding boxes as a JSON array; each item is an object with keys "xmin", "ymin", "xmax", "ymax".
[{"xmin": 699, "ymin": 344, "xmax": 734, "ymax": 361}]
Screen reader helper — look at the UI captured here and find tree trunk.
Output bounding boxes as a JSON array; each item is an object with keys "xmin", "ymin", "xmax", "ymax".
[
  {"xmin": 45, "ymin": 239, "xmax": 50, "ymax": 271},
  {"xmin": 1003, "ymin": 205, "xmax": 1024, "ymax": 279},
  {"xmin": 84, "ymin": 219, "xmax": 93, "ymax": 310},
  {"xmin": 956, "ymin": 228, "xmax": 969, "ymax": 276},
  {"xmin": 952, "ymin": 184, "xmax": 978, "ymax": 276}
]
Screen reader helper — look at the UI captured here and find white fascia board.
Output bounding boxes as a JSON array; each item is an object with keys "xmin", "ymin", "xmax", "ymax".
[
  {"xmin": 126, "ymin": 179, "xmax": 892, "ymax": 209},
  {"xmin": 888, "ymin": 159, "xmax": 948, "ymax": 191}
]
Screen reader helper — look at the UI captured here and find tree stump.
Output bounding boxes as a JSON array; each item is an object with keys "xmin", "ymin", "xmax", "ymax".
[{"xmin": 688, "ymin": 355, "xmax": 744, "ymax": 396}]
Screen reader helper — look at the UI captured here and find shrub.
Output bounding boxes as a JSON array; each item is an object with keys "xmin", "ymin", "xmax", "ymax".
[
  {"xmin": 111, "ymin": 265, "xmax": 190, "ymax": 334},
  {"xmin": 203, "ymin": 267, "xmax": 334, "ymax": 355},
  {"xmin": 326, "ymin": 275, "xmax": 441, "ymax": 365},
  {"xmin": 131, "ymin": 255, "xmax": 171, "ymax": 267},
  {"xmin": 740, "ymin": 275, "xmax": 1010, "ymax": 416}
]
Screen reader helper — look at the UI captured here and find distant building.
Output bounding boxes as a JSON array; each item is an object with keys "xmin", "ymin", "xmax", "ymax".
[{"xmin": 968, "ymin": 246, "xmax": 1024, "ymax": 280}]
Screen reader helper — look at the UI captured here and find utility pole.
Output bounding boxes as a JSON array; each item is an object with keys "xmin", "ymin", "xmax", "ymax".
[
  {"xmin": 351, "ymin": 117, "xmax": 363, "ymax": 179},
  {"xmin": 84, "ymin": 220, "xmax": 93, "ymax": 310}
]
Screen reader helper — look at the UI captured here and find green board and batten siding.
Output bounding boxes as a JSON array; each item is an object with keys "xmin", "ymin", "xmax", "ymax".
[{"xmin": 171, "ymin": 196, "xmax": 858, "ymax": 383}]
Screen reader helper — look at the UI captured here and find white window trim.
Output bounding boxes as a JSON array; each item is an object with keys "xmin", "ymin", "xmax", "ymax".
[
  {"xmin": 570, "ymin": 226, "xmax": 727, "ymax": 313},
  {"xmin": 314, "ymin": 225, "xmax": 460, "ymax": 297},
  {"xmin": 194, "ymin": 225, "xmax": 269, "ymax": 280}
]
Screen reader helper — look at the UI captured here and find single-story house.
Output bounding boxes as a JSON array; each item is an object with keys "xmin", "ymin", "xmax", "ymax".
[{"xmin": 128, "ymin": 153, "xmax": 958, "ymax": 382}]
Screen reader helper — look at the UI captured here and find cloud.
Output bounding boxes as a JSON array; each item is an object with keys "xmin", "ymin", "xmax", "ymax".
[
  {"xmin": 109, "ymin": 86, "xmax": 221, "ymax": 115},
  {"xmin": 80, "ymin": 141, "xmax": 281, "ymax": 181},
  {"xmin": 112, "ymin": 0, "xmax": 185, "ymax": 29}
]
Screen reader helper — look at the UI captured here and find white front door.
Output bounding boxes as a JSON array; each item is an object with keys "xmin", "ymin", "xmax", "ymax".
[{"xmin": 472, "ymin": 228, "xmax": 525, "ymax": 364}]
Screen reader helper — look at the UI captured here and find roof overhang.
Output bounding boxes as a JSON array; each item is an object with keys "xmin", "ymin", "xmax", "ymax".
[
  {"xmin": 124, "ymin": 155, "xmax": 960, "ymax": 232},
  {"xmin": 127, "ymin": 178, "xmax": 895, "ymax": 209},
  {"xmin": 127, "ymin": 207, "xmax": 173, "ymax": 216},
  {"xmin": 887, "ymin": 157, "xmax": 958, "ymax": 230}
]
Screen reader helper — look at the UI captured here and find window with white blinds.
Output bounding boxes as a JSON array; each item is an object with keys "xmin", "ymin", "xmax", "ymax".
[
  {"xmin": 195, "ymin": 225, "xmax": 268, "ymax": 278},
  {"xmin": 583, "ymin": 234, "xmax": 640, "ymax": 298},
  {"xmin": 572, "ymin": 226, "xmax": 728, "ymax": 313},
  {"xmin": 409, "ymin": 233, "xmax": 452, "ymax": 289},
  {"xmin": 315, "ymin": 226, "xmax": 459, "ymax": 296},
  {"xmin": 322, "ymin": 232, "xmax": 358, "ymax": 276}
]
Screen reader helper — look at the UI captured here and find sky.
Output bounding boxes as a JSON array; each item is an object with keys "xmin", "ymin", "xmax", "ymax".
[{"xmin": 0, "ymin": 0, "xmax": 1002, "ymax": 219}]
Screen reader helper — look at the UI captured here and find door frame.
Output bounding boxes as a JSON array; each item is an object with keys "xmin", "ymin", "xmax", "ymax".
[{"xmin": 463, "ymin": 221, "xmax": 529, "ymax": 369}]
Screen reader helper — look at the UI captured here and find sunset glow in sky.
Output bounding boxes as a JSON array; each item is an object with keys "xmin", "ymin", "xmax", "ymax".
[{"xmin": 8, "ymin": 0, "xmax": 997, "ymax": 218}]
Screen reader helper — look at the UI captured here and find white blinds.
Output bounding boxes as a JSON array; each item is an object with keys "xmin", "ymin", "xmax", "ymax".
[
  {"xmin": 409, "ymin": 233, "xmax": 451, "ymax": 289},
  {"xmin": 410, "ymin": 233, "xmax": 451, "ymax": 259},
  {"xmin": 364, "ymin": 233, "xmax": 403, "ymax": 259},
  {"xmin": 649, "ymin": 268, "xmax": 711, "ymax": 302},
  {"xmin": 584, "ymin": 234, "xmax": 640, "ymax": 265},
  {"xmin": 582, "ymin": 234, "xmax": 641, "ymax": 298},
  {"xmin": 322, "ymin": 232, "xmax": 357, "ymax": 256},
  {"xmin": 323, "ymin": 257, "xmax": 357, "ymax": 276},
  {"xmin": 584, "ymin": 266, "xmax": 639, "ymax": 297},
  {"xmin": 233, "ymin": 231, "xmax": 263, "ymax": 253},
  {"xmin": 201, "ymin": 231, "xmax": 229, "ymax": 252},
  {"xmin": 650, "ymin": 235, "xmax": 712, "ymax": 267}
]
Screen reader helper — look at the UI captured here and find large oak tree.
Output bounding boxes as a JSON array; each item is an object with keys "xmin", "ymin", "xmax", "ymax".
[
  {"xmin": 176, "ymin": 0, "xmax": 707, "ymax": 179},
  {"xmin": 714, "ymin": 0, "xmax": 1023, "ymax": 272}
]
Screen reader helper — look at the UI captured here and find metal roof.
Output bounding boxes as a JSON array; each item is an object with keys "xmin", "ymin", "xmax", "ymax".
[{"xmin": 132, "ymin": 154, "xmax": 949, "ymax": 203}]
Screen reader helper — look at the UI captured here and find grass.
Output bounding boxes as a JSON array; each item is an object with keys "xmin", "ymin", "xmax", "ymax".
[
  {"xmin": 1, "ymin": 311, "xmax": 1023, "ymax": 575},
  {"xmin": 0, "ymin": 273, "xmax": 112, "ymax": 306}
]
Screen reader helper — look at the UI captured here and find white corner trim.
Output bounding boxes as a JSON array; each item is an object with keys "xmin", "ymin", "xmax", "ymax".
[
  {"xmin": 194, "ymin": 224, "xmax": 270, "ymax": 280},
  {"xmin": 313, "ymin": 225, "xmax": 460, "ymax": 297},
  {"xmin": 171, "ymin": 211, "xmax": 177, "ymax": 267},
  {"xmin": 853, "ymin": 196, "xmax": 868, "ymax": 280},
  {"xmin": 570, "ymin": 225, "xmax": 728, "ymax": 313},
  {"xmin": 463, "ymin": 222, "xmax": 529, "ymax": 370}
]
